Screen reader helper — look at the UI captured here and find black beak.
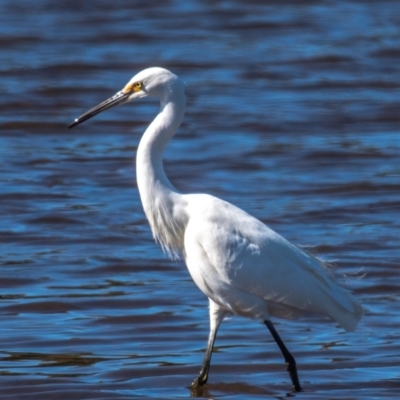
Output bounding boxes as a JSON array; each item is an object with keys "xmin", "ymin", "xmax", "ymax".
[{"xmin": 69, "ymin": 90, "xmax": 131, "ymax": 129}]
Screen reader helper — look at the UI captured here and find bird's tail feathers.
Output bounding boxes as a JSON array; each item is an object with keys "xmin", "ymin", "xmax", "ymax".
[{"xmin": 324, "ymin": 287, "xmax": 363, "ymax": 332}]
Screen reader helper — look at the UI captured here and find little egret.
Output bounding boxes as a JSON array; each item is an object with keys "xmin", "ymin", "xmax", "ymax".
[{"xmin": 69, "ymin": 67, "xmax": 362, "ymax": 391}]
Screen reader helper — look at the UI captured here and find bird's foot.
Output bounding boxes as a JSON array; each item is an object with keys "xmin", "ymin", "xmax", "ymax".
[
  {"xmin": 292, "ymin": 385, "xmax": 302, "ymax": 393},
  {"xmin": 286, "ymin": 361, "xmax": 302, "ymax": 392},
  {"xmin": 190, "ymin": 370, "xmax": 208, "ymax": 389}
]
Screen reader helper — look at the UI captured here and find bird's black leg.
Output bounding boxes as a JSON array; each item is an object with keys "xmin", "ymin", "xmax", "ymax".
[
  {"xmin": 191, "ymin": 325, "xmax": 218, "ymax": 388},
  {"xmin": 264, "ymin": 319, "xmax": 302, "ymax": 392}
]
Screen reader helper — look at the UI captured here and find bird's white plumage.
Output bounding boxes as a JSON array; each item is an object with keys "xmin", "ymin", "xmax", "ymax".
[
  {"xmin": 183, "ymin": 193, "xmax": 362, "ymax": 331},
  {"xmin": 70, "ymin": 67, "xmax": 362, "ymax": 389}
]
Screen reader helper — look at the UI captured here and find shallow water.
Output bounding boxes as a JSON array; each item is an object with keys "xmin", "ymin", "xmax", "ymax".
[{"xmin": 1, "ymin": 1, "xmax": 399, "ymax": 399}]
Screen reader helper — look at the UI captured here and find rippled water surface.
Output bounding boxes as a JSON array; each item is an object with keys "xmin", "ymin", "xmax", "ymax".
[{"xmin": 1, "ymin": 1, "xmax": 400, "ymax": 399}]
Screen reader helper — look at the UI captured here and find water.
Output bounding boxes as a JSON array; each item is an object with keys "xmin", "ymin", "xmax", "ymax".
[{"xmin": 1, "ymin": 1, "xmax": 399, "ymax": 398}]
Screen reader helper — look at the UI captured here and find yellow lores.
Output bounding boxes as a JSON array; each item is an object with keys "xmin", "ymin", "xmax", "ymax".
[{"xmin": 123, "ymin": 81, "xmax": 142, "ymax": 94}]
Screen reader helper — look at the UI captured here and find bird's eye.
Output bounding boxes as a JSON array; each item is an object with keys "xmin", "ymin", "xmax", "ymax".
[{"xmin": 133, "ymin": 82, "xmax": 142, "ymax": 92}]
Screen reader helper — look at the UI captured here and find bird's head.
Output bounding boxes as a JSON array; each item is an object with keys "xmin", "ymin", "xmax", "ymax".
[{"xmin": 69, "ymin": 67, "xmax": 182, "ymax": 129}]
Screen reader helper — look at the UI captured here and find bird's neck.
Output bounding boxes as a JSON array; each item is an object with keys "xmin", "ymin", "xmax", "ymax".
[{"xmin": 136, "ymin": 93, "xmax": 187, "ymax": 258}]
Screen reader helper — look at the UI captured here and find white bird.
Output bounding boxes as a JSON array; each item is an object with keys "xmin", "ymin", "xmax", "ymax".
[{"xmin": 69, "ymin": 67, "xmax": 363, "ymax": 391}]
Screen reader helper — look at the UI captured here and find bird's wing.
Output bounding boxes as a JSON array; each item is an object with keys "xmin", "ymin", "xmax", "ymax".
[{"xmin": 184, "ymin": 194, "xmax": 362, "ymax": 330}]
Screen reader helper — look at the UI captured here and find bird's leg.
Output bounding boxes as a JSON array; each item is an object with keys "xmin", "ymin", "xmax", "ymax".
[
  {"xmin": 264, "ymin": 319, "xmax": 302, "ymax": 392},
  {"xmin": 191, "ymin": 324, "xmax": 218, "ymax": 388},
  {"xmin": 191, "ymin": 300, "xmax": 226, "ymax": 388}
]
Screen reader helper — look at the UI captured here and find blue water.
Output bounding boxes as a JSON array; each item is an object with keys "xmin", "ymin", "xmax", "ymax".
[{"xmin": 1, "ymin": 1, "xmax": 399, "ymax": 399}]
